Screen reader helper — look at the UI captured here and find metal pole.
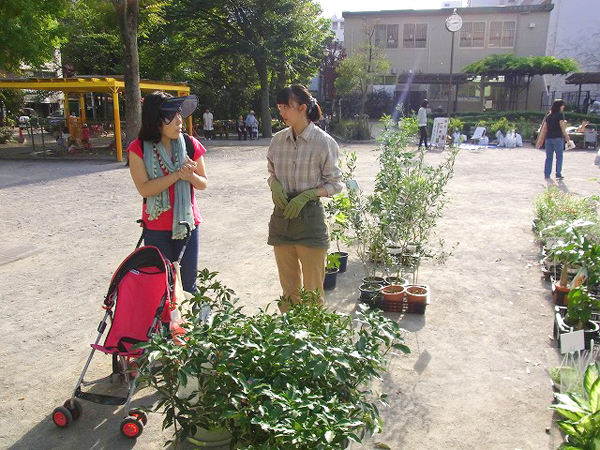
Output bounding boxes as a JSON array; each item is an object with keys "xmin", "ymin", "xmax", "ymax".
[
  {"xmin": 112, "ymin": 89, "xmax": 123, "ymax": 162},
  {"xmin": 447, "ymin": 31, "xmax": 456, "ymax": 117}
]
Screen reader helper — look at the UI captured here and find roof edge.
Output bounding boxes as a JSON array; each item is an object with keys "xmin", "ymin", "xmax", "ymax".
[{"xmin": 342, "ymin": 4, "xmax": 554, "ymax": 17}]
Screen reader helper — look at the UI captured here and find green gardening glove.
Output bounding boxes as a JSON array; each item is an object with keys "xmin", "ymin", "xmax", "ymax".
[
  {"xmin": 283, "ymin": 189, "xmax": 319, "ymax": 219},
  {"xmin": 270, "ymin": 179, "xmax": 288, "ymax": 210}
]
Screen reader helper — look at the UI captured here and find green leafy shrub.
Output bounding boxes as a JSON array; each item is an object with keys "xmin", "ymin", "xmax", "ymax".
[
  {"xmin": 137, "ymin": 269, "xmax": 410, "ymax": 449},
  {"xmin": 330, "ymin": 119, "xmax": 371, "ymax": 140},
  {"xmin": 533, "ymin": 187, "xmax": 599, "ymax": 244},
  {"xmin": 489, "ymin": 117, "xmax": 515, "ymax": 134},
  {"xmin": 551, "ymin": 361, "xmax": 600, "ymax": 449},
  {"xmin": 0, "ymin": 126, "xmax": 14, "ymax": 144}
]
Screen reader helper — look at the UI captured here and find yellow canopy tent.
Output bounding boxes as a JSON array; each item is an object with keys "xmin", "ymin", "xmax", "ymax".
[{"xmin": 0, "ymin": 76, "xmax": 191, "ymax": 161}]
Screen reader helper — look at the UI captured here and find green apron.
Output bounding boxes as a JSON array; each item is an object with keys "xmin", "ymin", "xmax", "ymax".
[{"xmin": 267, "ymin": 198, "xmax": 329, "ymax": 248}]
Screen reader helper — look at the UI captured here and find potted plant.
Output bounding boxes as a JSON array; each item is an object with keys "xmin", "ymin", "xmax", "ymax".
[
  {"xmin": 367, "ymin": 116, "xmax": 458, "ymax": 313},
  {"xmin": 555, "ymin": 287, "xmax": 600, "ymax": 350},
  {"xmin": 137, "ymin": 269, "xmax": 410, "ymax": 449},
  {"xmin": 324, "ymin": 253, "xmax": 341, "ymax": 291},
  {"xmin": 324, "ymin": 192, "xmax": 352, "ymax": 273},
  {"xmin": 546, "ymin": 219, "xmax": 597, "ymax": 305},
  {"xmin": 551, "ymin": 361, "xmax": 600, "ymax": 449}
]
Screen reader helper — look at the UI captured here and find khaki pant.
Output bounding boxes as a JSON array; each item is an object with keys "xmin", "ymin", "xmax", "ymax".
[{"xmin": 273, "ymin": 245, "xmax": 327, "ymax": 312}]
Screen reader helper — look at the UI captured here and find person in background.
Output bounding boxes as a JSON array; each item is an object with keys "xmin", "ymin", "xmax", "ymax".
[
  {"xmin": 417, "ymin": 99, "xmax": 430, "ymax": 150},
  {"xmin": 267, "ymin": 84, "xmax": 342, "ymax": 312},
  {"xmin": 236, "ymin": 115, "xmax": 247, "ymax": 141},
  {"xmin": 202, "ymin": 108, "xmax": 214, "ymax": 141},
  {"xmin": 81, "ymin": 124, "xmax": 93, "ymax": 153},
  {"xmin": 536, "ymin": 99, "xmax": 573, "ymax": 180},
  {"xmin": 127, "ymin": 91, "xmax": 208, "ymax": 293},
  {"xmin": 245, "ymin": 110, "xmax": 259, "ymax": 140}
]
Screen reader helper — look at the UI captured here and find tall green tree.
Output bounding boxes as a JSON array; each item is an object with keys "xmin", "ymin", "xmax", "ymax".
[
  {"xmin": 60, "ymin": 0, "xmax": 123, "ymax": 76},
  {"xmin": 0, "ymin": 0, "xmax": 68, "ymax": 72},
  {"xmin": 334, "ymin": 20, "xmax": 391, "ymax": 117},
  {"xmin": 112, "ymin": 0, "xmax": 142, "ymax": 147},
  {"xmin": 175, "ymin": 0, "xmax": 331, "ymax": 138}
]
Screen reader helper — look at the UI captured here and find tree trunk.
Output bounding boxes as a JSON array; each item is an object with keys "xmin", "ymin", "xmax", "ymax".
[
  {"xmin": 359, "ymin": 80, "xmax": 368, "ymax": 116},
  {"xmin": 256, "ymin": 59, "xmax": 272, "ymax": 139},
  {"xmin": 113, "ymin": 0, "xmax": 141, "ymax": 149}
]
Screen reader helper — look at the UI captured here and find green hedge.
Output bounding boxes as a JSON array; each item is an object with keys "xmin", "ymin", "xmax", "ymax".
[{"xmin": 330, "ymin": 120, "xmax": 371, "ymax": 141}]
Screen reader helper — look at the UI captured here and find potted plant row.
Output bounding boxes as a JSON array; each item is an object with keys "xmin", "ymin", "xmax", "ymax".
[
  {"xmin": 136, "ymin": 269, "xmax": 410, "ymax": 449},
  {"xmin": 344, "ymin": 115, "xmax": 458, "ymax": 315}
]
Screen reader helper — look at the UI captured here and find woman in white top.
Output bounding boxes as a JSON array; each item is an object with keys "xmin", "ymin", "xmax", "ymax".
[
  {"xmin": 417, "ymin": 99, "xmax": 430, "ymax": 149},
  {"xmin": 267, "ymin": 84, "xmax": 342, "ymax": 312},
  {"xmin": 202, "ymin": 108, "xmax": 214, "ymax": 140}
]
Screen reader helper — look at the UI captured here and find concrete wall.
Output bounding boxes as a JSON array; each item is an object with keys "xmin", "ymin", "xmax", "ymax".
[{"xmin": 545, "ymin": 0, "xmax": 600, "ymax": 107}]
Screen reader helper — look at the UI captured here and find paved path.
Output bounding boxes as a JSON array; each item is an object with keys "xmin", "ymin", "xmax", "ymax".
[{"xmin": 1, "ymin": 140, "xmax": 599, "ymax": 449}]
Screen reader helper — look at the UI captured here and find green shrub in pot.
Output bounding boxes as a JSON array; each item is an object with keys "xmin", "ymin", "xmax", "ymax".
[{"xmin": 136, "ymin": 269, "xmax": 410, "ymax": 449}]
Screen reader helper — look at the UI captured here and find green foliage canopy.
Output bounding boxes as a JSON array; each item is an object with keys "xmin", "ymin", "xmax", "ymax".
[
  {"xmin": 462, "ymin": 54, "xmax": 579, "ymax": 77},
  {"xmin": 0, "ymin": 0, "xmax": 69, "ymax": 72}
]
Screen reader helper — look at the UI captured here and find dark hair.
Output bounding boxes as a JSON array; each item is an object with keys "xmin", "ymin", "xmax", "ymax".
[
  {"xmin": 421, "ymin": 99, "xmax": 429, "ymax": 108},
  {"xmin": 139, "ymin": 91, "xmax": 172, "ymax": 142},
  {"xmin": 276, "ymin": 84, "xmax": 322, "ymax": 122},
  {"xmin": 550, "ymin": 99, "xmax": 566, "ymax": 114}
]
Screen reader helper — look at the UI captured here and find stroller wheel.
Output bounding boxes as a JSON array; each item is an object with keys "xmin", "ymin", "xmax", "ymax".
[
  {"xmin": 128, "ymin": 409, "xmax": 148, "ymax": 425},
  {"xmin": 63, "ymin": 399, "xmax": 83, "ymax": 420},
  {"xmin": 120, "ymin": 416, "xmax": 144, "ymax": 439},
  {"xmin": 52, "ymin": 406, "xmax": 73, "ymax": 428}
]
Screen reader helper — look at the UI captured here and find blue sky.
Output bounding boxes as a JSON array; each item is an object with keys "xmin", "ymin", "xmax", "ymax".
[{"xmin": 315, "ymin": 0, "xmax": 466, "ymax": 17}]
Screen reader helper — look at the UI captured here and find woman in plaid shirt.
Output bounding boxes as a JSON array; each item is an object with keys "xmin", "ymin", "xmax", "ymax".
[{"xmin": 267, "ymin": 84, "xmax": 343, "ymax": 312}]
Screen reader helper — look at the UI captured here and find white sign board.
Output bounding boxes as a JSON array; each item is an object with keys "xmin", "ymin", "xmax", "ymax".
[
  {"xmin": 431, "ymin": 117, "xmax": 449, "ymax": 149},
  {"xmin": 560, "ymin": 330, "xmax": 585, "ymax": 354}
]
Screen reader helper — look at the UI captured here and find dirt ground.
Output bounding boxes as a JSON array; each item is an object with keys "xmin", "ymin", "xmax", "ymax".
[{"xmin": 1, "ymin": 137, "xmax": 600, "ymax": 450}]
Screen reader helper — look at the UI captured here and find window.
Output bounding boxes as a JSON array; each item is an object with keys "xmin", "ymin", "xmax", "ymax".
[
  {"xmin": 375, "ymin": 24, "xmax": 399, "ymax": 49},
  {"xmin": 460, "ymin": 22, "xmax": 485, "ymax": 48},
  {"xmin": 340, "ymin": 22, "xmax": 344, "ymax": 29},
  {"xmin": 403, "ymin": 23, "xmax": 427, "ymax": 49},
  {"xmin": 332, "ymin": 22, "xmax": 338, "ymax": 30},
  {"xmin": 489, "ymin": 21, "xmax": 516, "ymax": 48}
]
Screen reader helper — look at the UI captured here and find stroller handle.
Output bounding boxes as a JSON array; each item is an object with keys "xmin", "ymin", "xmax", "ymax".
[
  {"xmin": 135, "ymin": 219, "xmax": 147, "ymax": 249},
  {"xmin": 136, "ymin": 220, "xmax": 191, "ymax": 263},
  {"xmin": 176, "ymin": 221, "xmax": 192, "ymax": 263}
]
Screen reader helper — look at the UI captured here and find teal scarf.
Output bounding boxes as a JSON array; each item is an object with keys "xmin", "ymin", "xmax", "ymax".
[{"xmin": 143, "ymin": 134, "xmax": 195, "ymax": 239}]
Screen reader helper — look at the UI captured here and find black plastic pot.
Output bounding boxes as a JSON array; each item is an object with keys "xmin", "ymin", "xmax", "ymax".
[
  {"xmin": 554, "ymin": 305, "xmax": 600, "ymax": 350},
  {"xmin": 358, "ymin": 283, "xmax": 383, "ymax": 305},
  {"xmin": 384, "ymin": 276, "xmax": 408, "ymax": 286},
  {"xmin": 361, "ymin": 276, "xmax": 387, "ymax": 286},
  {"xmin": 332, "ymin": 251, "xmax": 349, "ymax": 273},
  {"xmin": 323, "ymin": 268, "xmax": 339, "ymax": 291}
]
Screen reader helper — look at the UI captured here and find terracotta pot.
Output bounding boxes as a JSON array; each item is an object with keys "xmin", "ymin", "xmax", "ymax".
[
  {"xmin": 553, "ymin": 282, "xmax": 570, "ymax": 306},
  {"xmin": 406, "ymin": 285, "xmax": 428, "ymax": 305},
  {"xmin": 381, "ymin": 284, "xmax": 406, "ymax": 302}
]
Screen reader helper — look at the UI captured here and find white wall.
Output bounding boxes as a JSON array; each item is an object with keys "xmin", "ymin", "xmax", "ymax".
[{"xmin": 545, "ymin": 0, "xmax": 600, "ymax": 103}]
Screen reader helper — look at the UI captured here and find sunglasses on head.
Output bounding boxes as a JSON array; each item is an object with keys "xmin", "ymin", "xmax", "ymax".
[{"xmin": 159, "ymin": 95, "xmax": 198, "ymax": 125}]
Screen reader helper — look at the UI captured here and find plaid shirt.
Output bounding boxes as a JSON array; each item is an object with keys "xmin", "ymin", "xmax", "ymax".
[{"xmin": 267, "ymin": 122, "xmax": 342, "ymax": 196}]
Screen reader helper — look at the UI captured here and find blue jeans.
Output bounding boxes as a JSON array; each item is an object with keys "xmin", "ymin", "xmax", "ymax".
[
  {"xmin": 544, "ymin": 138, "xmax": 564, "ymax": 178},
  {"xmin": 144, "ymin": 226, "xmax": 199, "ymax": 293}
]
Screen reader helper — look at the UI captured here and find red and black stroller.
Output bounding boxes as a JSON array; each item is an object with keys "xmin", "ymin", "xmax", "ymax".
[{"xmin": 51, "ymin": 220, "xmax": 192, "ymax": 439}]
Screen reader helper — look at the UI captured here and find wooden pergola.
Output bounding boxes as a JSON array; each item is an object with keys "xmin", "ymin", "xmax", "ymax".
[
  {"xmin": 565, "ymin": 72, "xmax": 600, "ymax": 111},
  {"xmin": 0, "ymin": 76, "xmax": 191, "ymax": 161}
]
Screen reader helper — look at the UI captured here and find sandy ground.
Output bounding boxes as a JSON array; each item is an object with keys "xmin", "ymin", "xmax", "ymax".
[{"xmin": 1, "ymin": 138, "xmax": 600, "ymax": 450}]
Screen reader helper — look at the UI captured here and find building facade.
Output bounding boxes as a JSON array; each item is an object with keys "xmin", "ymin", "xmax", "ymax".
[{"xmin": 342, "ymin": 4, "xmax": 554, "ymax": 113}]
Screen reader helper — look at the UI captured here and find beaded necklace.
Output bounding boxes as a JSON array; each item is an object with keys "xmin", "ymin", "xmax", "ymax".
[{"xmin": 153, "ymin": 142, "xmax": 177, "ymax": 173}]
